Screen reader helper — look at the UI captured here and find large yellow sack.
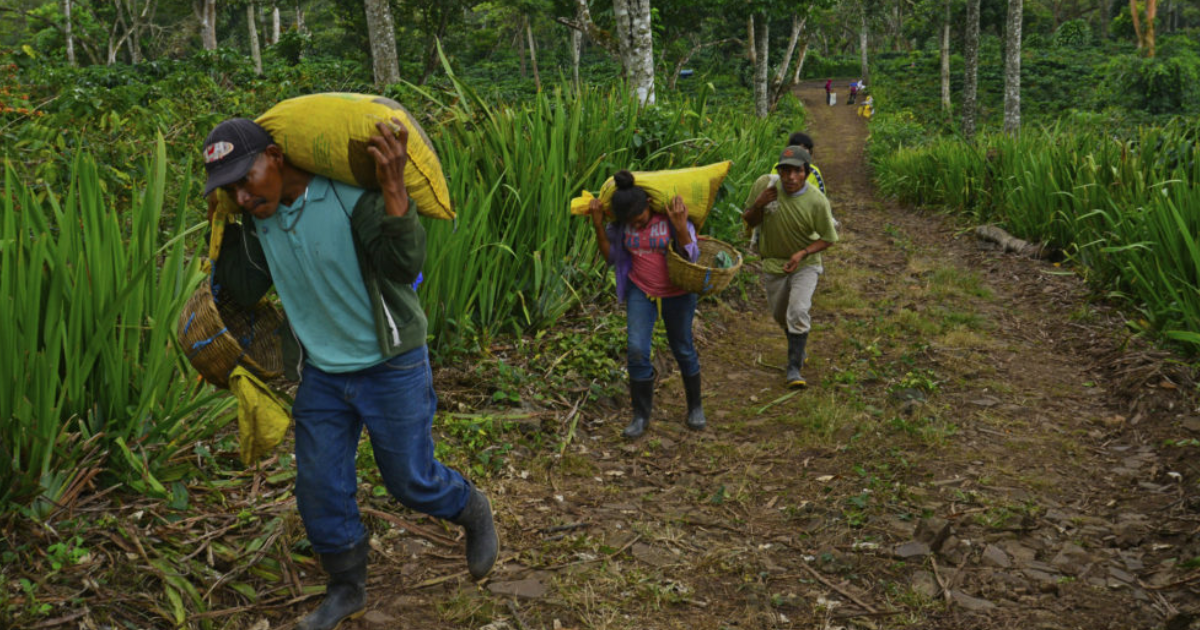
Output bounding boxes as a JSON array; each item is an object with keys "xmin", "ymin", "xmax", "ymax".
[
  {"xmin": 255, "ymin": 92, "xmax": 453, "ymax": 220},
  {"xmin": 569, "ymin": 161, "xmax": 731, "ymax": 229}
]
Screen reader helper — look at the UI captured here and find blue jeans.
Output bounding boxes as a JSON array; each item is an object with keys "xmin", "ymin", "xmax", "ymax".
[
  {"xmin": 626, "ymin": 284, "xmax": 700, "ymax": 381},
  {"xmin": 292, "ymin": 345, "xmax": 470, "ymax": 554}
]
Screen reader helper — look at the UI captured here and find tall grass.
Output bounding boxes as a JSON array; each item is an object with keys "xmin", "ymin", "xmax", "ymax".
[
  {"xmin": 0, "ymin": 137, "xmax": 234, "ymax": 516},
  {"xmin": 408, "ymin": 76, "xmax": 790, "ymax": 350},
  {"xmin": 873, "ymin": 120, "xmax": 1200, "ymax": 352}
]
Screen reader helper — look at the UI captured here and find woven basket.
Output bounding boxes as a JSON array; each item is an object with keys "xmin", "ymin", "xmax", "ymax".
[
  {"xmin": 667, "ymin": 236, "xmax": 743, "ymax": 297},
  {"xmin": 177, "ymin": 277, "xmax": 284, "ymax": 389}
]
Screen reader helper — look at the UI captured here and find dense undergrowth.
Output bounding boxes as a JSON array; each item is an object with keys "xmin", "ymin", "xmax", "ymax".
[{"xmin": 864, "ymin": 31, "xmax": 1200, "ymax": 357}]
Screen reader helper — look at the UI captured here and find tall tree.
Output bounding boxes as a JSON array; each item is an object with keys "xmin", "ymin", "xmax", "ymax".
[
  {"xmin": 613, "ymin": 0, "xmax": 655, "ymax": 104},
  {"xmin": 363, "ymin": 0, "xmax": 400, "ymax": 86},
  {"xmin": 194, "ymin": 0, "xmax": 216, "ymax": 50},
  {"xmin": 1003, "ymin": 0, "xmax": 1022, "ymax": 134},
  {"xmin": 63, "ymin": 0, "xmax": 75, "ymax": 65},
  {"xmin": 858, "ymin": 1, "xmax": 869, "ymax": 84},
  {"xmin": 962, "ymin": 0, "xmax": 981, "ymax": 138},
  {"xmin": 526, "ymin": 15, "xmax": 542, "ymax": 91},
  {"xmin": 752, "ymin": 15, "xmax": 768, "ymax": 116},
  {"xmin": 247, "ymin": 1, "xmax": 262, "ymax": 74},
  {"xmin": 1129, "ymin": 0, "xmax": 1160, "ymax": 56}
]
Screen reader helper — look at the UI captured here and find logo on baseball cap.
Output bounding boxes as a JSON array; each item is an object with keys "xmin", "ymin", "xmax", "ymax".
[
  {"xmin": 777, "ymin": 145, "xmax": 812, "ymax": 169},
  {"xmin": 201, "ymin": 118, "xmax": 274, "ymax": 197}
]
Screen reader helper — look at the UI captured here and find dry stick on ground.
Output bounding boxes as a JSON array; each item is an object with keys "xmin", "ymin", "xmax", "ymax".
[
  {"xmin": 930, "ymin": 556, "xmax": 953, "ymax": 603},
  {"xmin": 799, "ymin": 562, "xmax": 880, "ymax": 614},
  {"xmin": 361, "ymin": 507, "xmax": 460, "ymax": 547},
  {"xmin": 974, "ymin": 225, "xmax": 1054, "ymax": 259}
]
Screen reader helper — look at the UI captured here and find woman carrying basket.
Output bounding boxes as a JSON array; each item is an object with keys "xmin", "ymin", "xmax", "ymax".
[{"xmin": 589, "ymin": 170, "xmax": 706, "ymax": 439}]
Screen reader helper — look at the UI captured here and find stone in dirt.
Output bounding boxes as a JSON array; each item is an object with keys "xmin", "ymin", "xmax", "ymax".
[
  {"xmin": 910, "ymin": 570, "xmax": 939, "ymax": 599},
  {"xmin": 999, "ymin": 540, "xmax": 1038, "ymax": 566},
  {"xmin": 632, "ymin": 542, "xmax": 678, "ymax": 567},
  {"xmin": 487, "ymin": 578, "xmax": 549, "ymax": 599},
  {"xmin": 1050, "ymin": 543, "xmax": 1093, "ymax": 577},
  {"xmin": 894, "ymin": 540, "xmax": 931, "ymax": 559},
  {"xmin": 951, "ymin": 590, "xmax": 997, "ymax": 612},
  {"xmin": 914, "ymin": 516, "xmax": 951, "ymax": 552},
  {"xmin": 982, "ymin": 544, "xmax": 1012, "ymax": 569},
  {"xmin": 363, "ymin": 610, "xmax": 398, "ymax": 624}
]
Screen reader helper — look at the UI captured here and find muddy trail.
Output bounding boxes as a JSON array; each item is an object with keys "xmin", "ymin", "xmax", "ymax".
[
  {"xmin": 13, "ymin": 84, "xmax": 1200, "ymax": 630},
  {"xmin": 303, "ymin": 84, "xmax": 1200, "ymax": 630}
]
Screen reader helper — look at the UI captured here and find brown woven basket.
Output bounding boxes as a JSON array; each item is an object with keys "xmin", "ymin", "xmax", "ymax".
[
  {"xmin": 667, "ymin": 236, "xmax": 743, "ymax": 297},
  {"xmin": 177, "ymin": 277, "xmax": 284, "ymax": 389}
]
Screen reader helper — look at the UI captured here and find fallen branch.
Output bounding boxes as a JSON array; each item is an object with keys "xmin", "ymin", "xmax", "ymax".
[
  {"xmin": 799, "ymin": 562, "xmax": 880, "ymax": 614},
  {"xmin": 974, "ymin": 225, "xmax": 1054, "ymax": 260}
]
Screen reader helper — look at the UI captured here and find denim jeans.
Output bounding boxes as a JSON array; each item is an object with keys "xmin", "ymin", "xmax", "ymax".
[
  {"xmin": 626, "ymin": 284, "xmax": 700, "ymax": 381},
  {"xmin": 292, "ymin": 345, "xmax": 470, "ymax": 554}
]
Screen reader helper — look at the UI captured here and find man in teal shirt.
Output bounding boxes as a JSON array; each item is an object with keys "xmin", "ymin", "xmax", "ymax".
[
  {"xmin": 203, "ymin": 117, "xmax": 497, "ymax": 630},
  {"xmin": 743, "ymin": 146, "xmax": 839, "ymax": 388}
]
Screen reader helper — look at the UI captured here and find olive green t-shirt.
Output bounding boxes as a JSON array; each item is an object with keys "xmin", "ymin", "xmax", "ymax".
[{"xmin": 745, "ymin": 174, "xmax": 839, "ymax": 275}]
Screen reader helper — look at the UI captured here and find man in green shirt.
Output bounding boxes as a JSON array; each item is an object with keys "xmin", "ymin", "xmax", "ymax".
[{"xmin": 743, "ymin": 146, "xmax": 839, "ymax": 388}]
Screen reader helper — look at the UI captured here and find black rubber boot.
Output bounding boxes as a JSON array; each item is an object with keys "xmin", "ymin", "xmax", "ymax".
[
  {"xmin": 623, "ymin": 378, "xmax": 655, "ymax": 438},
  {"xmin": 682, "ymin": 372, "xmax": 706, "ymax": 430},
  {"xmin": 450, "ymin": 485, "xmax": 499, "ymax": 580},
  {"xmin": 786, "ymin": 332, "xmax": 809, "ymax": 389},
  {"xmin": 298, "ymin": 539, "xmax": 368, "ymax": 630}
]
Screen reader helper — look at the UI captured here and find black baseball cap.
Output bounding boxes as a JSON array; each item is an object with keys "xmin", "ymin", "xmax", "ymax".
[{"xmin": 202, "ymin": 118, "xmax": 274, "ymax": 197}]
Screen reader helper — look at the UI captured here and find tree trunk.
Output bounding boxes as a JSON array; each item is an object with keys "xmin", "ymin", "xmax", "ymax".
[
  {"xmin": 753, "ymin": 18, "xmax": 769, "ymax": 118},
  {"xmin": 295, "ymin": 1, "xmax": 304, "ymax": 33},
  {"xmin": 1129, "ymin": 0, "xmax": 1142, "ymax": 50},
  {"xmin": 962, "ymin": 0, "xmax": 981, "ymax": 139},
  {"xmin": 613, "ymin": 0, "xmax": 655, "ymax": 105},
  {"xmin": 859, "ymin": 7, "xmax": 870, "ymax": 85},
  {"xmin": 247, "ymin": 3, "xmax": 262, "ymax": 75},
  {"xmin": 527, "ymin": 18, "xmax": 542, "ymax": 91},
  {"xmin": 63, "ymin": 0, "xmax": 75, "ymax": 65},
  {"xmin": 194, "ymin": 0, "xmax": 217, "ymax": 51},
  {"xmin": 1146, "ymin": 0, "xmax": 1158, "ymax": 57},
  {"xmin": 571, "ymin": 26, "xmax": 582, "ymax": 91},
  {"xmin": 770, "ymin": 16, "xmax": 806, "ymax": 110},
  {"xmin": 940, "ymin": 0, "xmax": 951, "ymax": 112},
  {"xmin": 271, "ymin": 5, "xmax": 280, "ymax": 45},
  {"xmin": 363, "ymin": 0, "xmax": 400, "ymax": 87},
  {"xmin": 1003, "ymin": 0, "xmax": 1022, "ymax": 135}
]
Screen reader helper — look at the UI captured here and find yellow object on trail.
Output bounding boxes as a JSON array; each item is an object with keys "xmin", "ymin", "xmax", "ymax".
[
  {"xmin": 209, "ymin": 92, "xmax": 453, "ymax": 220},
  {"xmin": 570, "ymin": 161, "xmax": 731, "ymax": 229},
  {"xmin": 229, "ymin": 366, "xmax": 291, "ymax": 467}
]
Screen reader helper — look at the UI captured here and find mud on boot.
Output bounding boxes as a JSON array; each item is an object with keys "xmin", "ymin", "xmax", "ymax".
[{"xmin": 298, "ymin": 538, "xmax": 368, "ymax": 630}]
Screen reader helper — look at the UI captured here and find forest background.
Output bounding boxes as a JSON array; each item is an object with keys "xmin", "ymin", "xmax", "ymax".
[{"xmin": 2, "ymin": 0, "xmax": 1200, "ymax": 627}]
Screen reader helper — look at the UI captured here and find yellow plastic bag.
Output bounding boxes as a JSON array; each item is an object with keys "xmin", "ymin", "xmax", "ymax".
[
  {"xmin": 229, "ymin": 366, "xmax": 291, "ymax": 466},
  {"xmin": 255, "ymin": 92, "xmax": 454, "ymax": 220},
  {"xmin": 569, "ymin": 161, "xmax": 731, "ymax": 229}
]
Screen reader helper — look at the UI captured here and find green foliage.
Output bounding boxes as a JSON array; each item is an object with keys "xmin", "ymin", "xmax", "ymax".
[
  {"xmin": 872, "ymin": 119, "xmax": 1200, "ymax": 354},
  {"xmin": 1098, "ymin": 43, "xmax": 1200, "ymax": 116},
  {"xmin": 0, "ymin": 139, "xmax": 235, "ymax": 516},
  {"xmin": 1053, "ymin": 19, "xmax": 1092, "ymax": 49}
]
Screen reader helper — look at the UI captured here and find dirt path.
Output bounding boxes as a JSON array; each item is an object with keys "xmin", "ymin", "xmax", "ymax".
[{"xmin": 318, "ymin": 84, "xmax": 1200, "ymax": 630}]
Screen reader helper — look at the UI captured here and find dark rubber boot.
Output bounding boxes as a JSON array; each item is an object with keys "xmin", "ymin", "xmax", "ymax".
[
  {"xmin": 450, "ymin": 485, "xmax": 499, "ymax": 580},
  {"xmin": 298, "ymin": 539, "xmax": 368, "ymax": 630},
  {"xmin": 682, "ymin": 372, "xmax": 706, "ymax": 430},
  {"xmin": 786, "ymin": 332, "xmax": 809, "ymax": 389},
  {"xmin": 623, "ymin": 378, "xmax": 655, "ymax": 438}
]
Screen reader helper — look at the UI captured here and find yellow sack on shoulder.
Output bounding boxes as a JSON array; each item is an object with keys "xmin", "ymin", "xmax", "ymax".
[
  {"xmin": 255, "ymin": 92, "xmax": 453, "ymax": 220},
  {"xmin": 569, "ymin": 161, "xmax": 731, "ymax": 229}
]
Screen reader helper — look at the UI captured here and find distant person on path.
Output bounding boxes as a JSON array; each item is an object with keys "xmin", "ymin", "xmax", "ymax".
[
  {"xmin": 743, "ymin": 146, "xmax": 839, "ymax": 389},
  {"xmin": 849, "ymin": 81, "xmax": 859, "ymax": 105},
  {"xmin": 201, "ymin": 117, "xmax": 498, "ymax": 630},
  {"xmin": 588, "ymin": 171, "xmax": 706, "ymax": 438},
  {"xmin": 825, "ymin": 79, "xmax": 832, "ymax": 105}
]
